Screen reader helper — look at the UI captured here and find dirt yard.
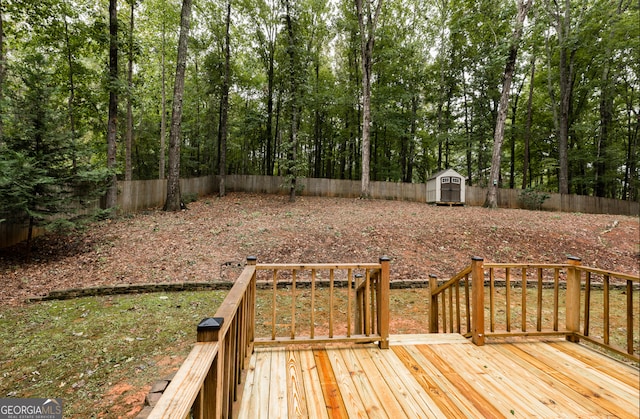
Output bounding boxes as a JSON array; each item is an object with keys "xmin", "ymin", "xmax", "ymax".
[{"xmin": 1, "ymin": 192, "xmax": 638, "ymax": 306}]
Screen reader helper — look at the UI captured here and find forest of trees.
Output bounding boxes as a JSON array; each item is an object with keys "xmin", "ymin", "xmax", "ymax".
[{"xmin": 0, "ymin": 0, "xmax": 638, "ymax": 220}]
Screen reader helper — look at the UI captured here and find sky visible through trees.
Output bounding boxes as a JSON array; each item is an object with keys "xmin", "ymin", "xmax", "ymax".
[{"xmin": 0, "ymin": 0, "xmax": 638, "ymax": 216}]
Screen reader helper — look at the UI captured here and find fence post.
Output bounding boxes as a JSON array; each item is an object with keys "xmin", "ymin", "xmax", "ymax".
[
  {"xmin": 471, "ymin": 257, "xmax": 485, "ymax": 346},
  {"xmin": 195, "ymin": 317, "xmax": 224, "ymax": 419},
  {"xmin": 429, "ymin": 274, "xmax": 439, "ymax": 333},
  {"xmin": 377, "ymin": 256, "xmax": 390, "ymax": 349},
  {"xmin": 566, "ymin": 256, "xmax": 582, "ymax": 343}
]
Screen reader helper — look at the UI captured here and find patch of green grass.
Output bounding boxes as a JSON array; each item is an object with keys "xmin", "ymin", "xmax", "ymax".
[{"xmin": 0, "ymin": 291, "xmax": 226, "ymax": 418}]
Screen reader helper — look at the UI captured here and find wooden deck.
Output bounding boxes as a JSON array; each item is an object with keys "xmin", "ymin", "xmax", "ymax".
[{"xmin": 238, "ymin": 334, "xmax": 640, "ymax": 418}]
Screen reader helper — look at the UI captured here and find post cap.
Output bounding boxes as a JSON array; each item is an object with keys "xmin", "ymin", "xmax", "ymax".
[
  {"xmin": 379, "ymin": 256, "xmax": 391, "ymax": 262},
  {"xmin": 246, "ymin": 256, "xmax": 257, "ymax": 264},
  {"xmin": 567, "ymin": 255, "xmax": 581, "ymax": 261},
  {"xmin": 197, "ymin": 317, "xmax": 224, "ymax": 332},
  {"xmin": 429, "ymin": 274, "xmax": 438, "ymax": 279},
  {"xmin": 471, "ymin": 256, "xmax": 484, "ymax": 261}
]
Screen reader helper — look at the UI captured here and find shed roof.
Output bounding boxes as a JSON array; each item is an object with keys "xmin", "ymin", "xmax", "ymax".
[{"xmin": 427, "ymin": 168, "xmax": 464, "ymax": 181}]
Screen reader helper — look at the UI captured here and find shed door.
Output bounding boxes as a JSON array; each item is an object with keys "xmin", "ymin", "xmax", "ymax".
[{"xmin": 441, "ymin": 177, "xmax": 461, "ymax": 202}]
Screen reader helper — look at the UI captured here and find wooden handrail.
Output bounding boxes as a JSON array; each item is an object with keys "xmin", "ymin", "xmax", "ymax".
[
  {"xmin": 149, "ymin": 257, "xmax": 257, "ymax": 419},
  {"xmin": 431, "ymin": 265, "xmax": 472, "ymax": 295},
  {"xmin": 430, "ymin": 256, "xmax": 639, "ymax": 361},
  {"xmin": 256, "ymin": 262, "xmax": 382, "ymax": 270},
  {"xmin": 148, "ymin": 342, "xmax": 219, "ymax": 418},
  {"xmin": 575, "ymin": 266, "xmax": 639, "ymax": 282}
]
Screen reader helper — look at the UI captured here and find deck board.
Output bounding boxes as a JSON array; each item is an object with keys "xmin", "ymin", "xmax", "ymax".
[
  {"xmin": 351, "ymin": 347, "xmax": 412, "ymax": 418},
  {"xmin": 327, "ymin": 348, "xmax": 368, "ymax": 418},
  {"xmin": 423, "ymin": 343, "xmax": 555, "ymax": 417},
  {"xmin": 471, "ymin": 343, "xmax": 608, "ymax": 417},
  {"xmin": 369, "ymin": 346, "xmax": 447, "ymax": 418},
  {"xmin": 298, "ymin": 349, "xmax": 329, "ymax": 419},
  {"xmin": 286, "ymin": 348, "xmax": 308, "ymax": 418},
  {"xmin": 238, "ymin": 335, "xmax": 640, "ymax": 418}
]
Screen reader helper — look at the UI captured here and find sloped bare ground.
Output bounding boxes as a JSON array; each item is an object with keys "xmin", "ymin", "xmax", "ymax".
[{"xmin": 1, "ymin": 192, "xmax": 638, "ymax": 307}]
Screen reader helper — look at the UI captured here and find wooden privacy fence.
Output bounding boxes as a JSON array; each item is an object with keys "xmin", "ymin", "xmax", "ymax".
[
  {"xmin": 3, "ymin": 174, "xmax": 638, "ymax": 249},
  {"xmin": 148, "ymin": 257, "xmax": 390, "ymax": 418},
  {"xmin": 223, "ymin": 175, "xmax": 639, "ymax": 216},
  {"xmin": 429, "ymin": 257, "xmax": 640, "ymax": 361}
]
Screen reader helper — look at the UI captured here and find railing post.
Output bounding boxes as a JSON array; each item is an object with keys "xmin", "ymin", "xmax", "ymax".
[
  {"xmin": 355, "ymin": 273, "xmax": 364, "ymax": 335},
  {"xmin": 471, "ymin": 257, "xmax": 485, "ymax": 346},
  {"xmin": 246, "ymin": 256, "xmax": 257, "ymax": 352},
  {"xmin": 196, "ymin": 317, "xmax": 224, "ymax": 419},
  {"xmin": 377, "ymin": 256, "xmax": 390, "ymax": 349},
  {"xmin": 566, "ymin": 256, "xmax": 582, "ymax": 343},
  {"xmin": 429, "ymin": 274, "xmax": 439, "ymax": 333}
]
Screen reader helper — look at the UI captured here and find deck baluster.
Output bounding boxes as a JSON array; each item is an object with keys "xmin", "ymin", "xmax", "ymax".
[{"xmin": 429, "ymin": 274, "xmax": 439, "ymax": 333}]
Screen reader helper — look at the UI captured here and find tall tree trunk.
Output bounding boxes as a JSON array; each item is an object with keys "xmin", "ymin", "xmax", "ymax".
[
  {"xmin": 285, "ymin": 0, "xmax": 298, "ymax": 203},
  {"xmin": 125, "ymin": 0, "xmax": 135, "ymax": 181},
  {"xmin": 624, "ymin": 80, "xmax": 638, "ymax": 201},
  {"xmin": 218, "ymin": 0, "xmax": 231, "ymax": 197},
  {"xmin": 462, "ymin": 68, "xmax": 473, "ymax": 185},
  {"xmin": 106, "ymin": 0, "xmax": 119, "ymax": 209},
  {"xmin": 160, "ymin": 19, "xmax": 167, "ymax": 179},
  {"xmin": 552, "ymin": 0, "xmax": 575, "ymax": 195},
  {"xmin": 193, "ymin": 51, "xmax": 200, "ymax": 174},
  {"xmin": 274, "ymin": 91, "xmax": 281, "ymax": 175},
  {"xmin": 436, "ymin": 101, "xmax": 444, "ymax": 171},
  {"xmin": 595, "ymin": 58, "xmax": 612, "ymax": 198},
  {"xmin": 523, "ymin": 54, "xmax": 535, "ymax": 189},
  {"xmin": 265, "ymin": 47, "xmax": 275, "ymax": 175},
  {"xmin": 314, "ymin": 59, "xmax": 322, "ymax": 178},
  {"xmin": 435, "ymin": 0, "xmax": 449, "ymax": 173},
  {"xmin": 627, "ymin": 109, "xmax": 638, "ymax": 201},
  {"xmin": 444, "ymin": 97, "xmax": 451, "ymax": 168},
  {"xmin": 509, "ymin": 81, "xmax": 523, "ymax": 189},
  {"xmin": 164, "ymin": 0, "xmax": 192, "ymax": 211},
  {"xmin": 63, "ymin": 8, "xmax": 77, "ymax": 171},
  {"xmin": 0, "ymin": 0, "xmax": 5, "ymax": 143},
  {"xmin": 406, "ymin": 96, "xmax": 418, "ymax": 183},
  {"xmin": 355, "ymin": 0, "xmax": 382, "ymax": 198},
  {"xmin": 485, "ymin": 0, "xmax": 532, "ymax": 208},
  {"xmin": 596, "ymin": 1, "xmax": 626, "ymax": 198}
]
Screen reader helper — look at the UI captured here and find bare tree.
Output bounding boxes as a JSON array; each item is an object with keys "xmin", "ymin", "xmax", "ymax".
[
  {"xmin": 485, "ymin": 0, "xmax": 533, "ymax": 208},
  {"xmin": 164, "ymin": 0, "xmax": 193, "ymax": 211}
]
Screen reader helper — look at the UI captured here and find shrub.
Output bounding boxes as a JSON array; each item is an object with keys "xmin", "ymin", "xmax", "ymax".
[{"xmin": 518, "ymin": 188, "xmax": 550, "ymax": 210}]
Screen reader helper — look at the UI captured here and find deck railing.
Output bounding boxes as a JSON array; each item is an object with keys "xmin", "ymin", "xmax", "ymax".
[
  {"xmin": 149, "ymin": 257, "xmax": 257, "ymax": 419},
  {"xmin": 148, "ymin": 256, "xmax": 390, "ymax": 418},
  {"xmin": 254, "ymin": 258, "xmax": 390, "ymax": 348},
  {"xmin": 429, "ymin": 256, "xmax": 640, "ymax": 361}
]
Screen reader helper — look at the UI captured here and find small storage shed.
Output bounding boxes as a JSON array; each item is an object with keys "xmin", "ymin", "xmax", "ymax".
[{"xmin": 426, "ymin": 168, "xmax": 466, "ymax": 205}]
